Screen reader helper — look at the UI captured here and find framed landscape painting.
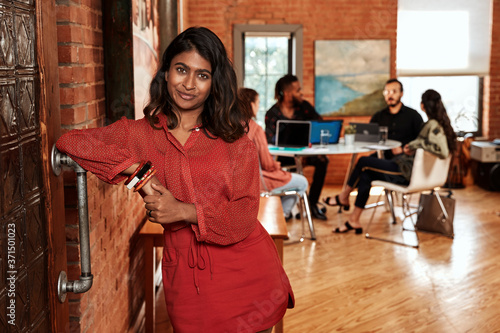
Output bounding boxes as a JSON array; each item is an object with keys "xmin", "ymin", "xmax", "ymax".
[{"xmin": 314, "ymin": 40, "xmax": 390, "ymax": 117}]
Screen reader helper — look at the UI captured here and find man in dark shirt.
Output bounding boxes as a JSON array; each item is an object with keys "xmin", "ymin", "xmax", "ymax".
[
  {"xmin": 323, "ymin": 79, "xmax": 425, "ymax": 233},
  {"xmin": 265, "ymin": 74, "xmax": 328, "ymax": 220},
  {"xmin": 370, "ymin": 78, "xmax": 424, "ymax": 159}
]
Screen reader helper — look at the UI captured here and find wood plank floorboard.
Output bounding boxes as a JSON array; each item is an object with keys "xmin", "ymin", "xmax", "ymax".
[{"xmin": 155, "ymin": 185, "xmax": 500, "ymax": 332}]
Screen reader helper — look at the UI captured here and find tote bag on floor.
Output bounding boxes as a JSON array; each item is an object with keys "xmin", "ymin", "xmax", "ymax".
[{"xmin": 416, "ymin": 191, "xmax": 455, "ymax": 238}]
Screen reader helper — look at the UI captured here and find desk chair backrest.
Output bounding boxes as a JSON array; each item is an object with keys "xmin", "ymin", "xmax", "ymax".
[
  {"xmin": 366, "ymin": 148, "xmax": 453, "ymax": 247},
  {"xmin": 405, "ymin": 148, "xmax": 452, "ymax": 193}
]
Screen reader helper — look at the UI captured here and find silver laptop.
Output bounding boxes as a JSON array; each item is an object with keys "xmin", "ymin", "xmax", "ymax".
[{"xmin": 351, "ymin": 122, "xmax": 379, "ymax": 142}]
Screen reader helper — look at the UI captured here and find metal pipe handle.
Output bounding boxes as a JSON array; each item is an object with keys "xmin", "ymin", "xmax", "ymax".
[{"xmin": 51, "ymin": 145, "xmax": 93, "ymax": 303}]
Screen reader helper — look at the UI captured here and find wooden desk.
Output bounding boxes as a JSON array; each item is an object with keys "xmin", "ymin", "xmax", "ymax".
[{"xmin": 139, "ymin": 196, "xmax": 288, "ymax": 333}]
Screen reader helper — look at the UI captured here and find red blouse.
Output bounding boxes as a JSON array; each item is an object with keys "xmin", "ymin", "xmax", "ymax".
[{"xmin": 56, "ymin": 114, "xmax": 294, "ymax": 332}]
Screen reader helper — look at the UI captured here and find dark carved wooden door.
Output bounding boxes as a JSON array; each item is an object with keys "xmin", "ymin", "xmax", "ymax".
[{"xmin": 1, "ymin": 1, "xmax": 69, "ymax": 332}]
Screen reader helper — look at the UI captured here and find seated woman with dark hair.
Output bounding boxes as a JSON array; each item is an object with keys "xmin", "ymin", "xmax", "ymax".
[
  {"xmin": 324, "ymin": 89, "xmax": 457, "ymax": 234},
  {"xmin": 239, "ymin": 87, "xmax": 309, "ymax": 220}
]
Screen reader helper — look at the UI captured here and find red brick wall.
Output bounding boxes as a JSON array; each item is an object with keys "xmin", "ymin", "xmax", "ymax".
[
  {"xmin": 56, "ymin": 1, "xmax": 146, "ymax": 332},
  {"xmin": 185, "ymin": 0, "xmax": 398, "ymax": 185}
]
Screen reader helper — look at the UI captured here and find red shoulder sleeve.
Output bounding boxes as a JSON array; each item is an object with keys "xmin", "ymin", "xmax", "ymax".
[{"xmin": 55, "ymin": 117, "xmax": 147, "ymax": 184}]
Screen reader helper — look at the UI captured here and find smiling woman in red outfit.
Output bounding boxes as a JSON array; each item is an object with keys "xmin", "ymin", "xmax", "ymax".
[{"xmin": 56, "ymin": 27, "xmax": 294, "ymax": 333}]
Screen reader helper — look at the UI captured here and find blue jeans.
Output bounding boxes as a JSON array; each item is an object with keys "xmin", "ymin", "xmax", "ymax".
[{"xmin": 271, "ymin": 173, "xmax": 309, "ymax": 216}]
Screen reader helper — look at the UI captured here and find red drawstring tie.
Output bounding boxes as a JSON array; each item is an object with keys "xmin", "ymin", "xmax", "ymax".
[{"xmin": 188, "ymin": 235, "xmax": 213, "ymax": 294}]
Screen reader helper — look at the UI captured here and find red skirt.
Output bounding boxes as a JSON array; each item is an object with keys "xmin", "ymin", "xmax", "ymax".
[{"xmin": 161, "ymin": 222, "xmax": 294, "ymax": 332}]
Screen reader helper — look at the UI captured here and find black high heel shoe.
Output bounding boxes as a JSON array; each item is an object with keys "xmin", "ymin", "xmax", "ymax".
[
  {"xmin": 323, "ymin": 195, "xmax": 350, "ymax": 212},
  {"xmin": 333, "ymin": 221, "xmax": 363, "ymax": 235}
]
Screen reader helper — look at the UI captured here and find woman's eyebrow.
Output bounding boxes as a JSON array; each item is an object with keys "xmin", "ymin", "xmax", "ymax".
[
  {"xmin": 197, "ymin": 68, "xmax": 212, "ymax": 75},
  {"xmin": 174, "ymin": 62, "xmax": 212, "ymax": 75}
]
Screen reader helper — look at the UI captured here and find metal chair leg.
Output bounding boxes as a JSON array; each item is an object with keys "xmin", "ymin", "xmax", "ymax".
[
  {"xmin": 365, "ymin": 192, "xmax": 383, "ymax": 236},
  {"xmin": 297, "ymin": 195, "xmax": 306, "ymax": 242},
  {"xmin": 385, "ymin": 190, "xmax": 397, "ymax": 224},
  {"xmin": 365, "ymin": 192, "xmax": 419, "ymax": 248},
  {"xmin": 301, "ymin": 193, "xmax": 316, "ymax": 240}
]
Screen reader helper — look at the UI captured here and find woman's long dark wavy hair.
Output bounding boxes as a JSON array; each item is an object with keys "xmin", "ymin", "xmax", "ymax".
[
  {"xmin": 143, "ymin": 26, "xmax": 247, "ymax": 143},
  {"xmin": 421, "ymin": 89, "xmax": 457, "ymax": 153}
]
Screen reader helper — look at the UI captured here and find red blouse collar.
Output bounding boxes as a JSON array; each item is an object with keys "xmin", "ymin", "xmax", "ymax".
[
  {"xmin": 155, "ymin": 113, "xmax": 201, "ymax": 132},
  {"xmin": 156, "ymin": 113, "xmax": 169, "ymax": 130}
]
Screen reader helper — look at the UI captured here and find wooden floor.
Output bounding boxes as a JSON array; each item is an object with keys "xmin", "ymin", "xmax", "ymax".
[{"xmin": 155, "ymin": 184, "xmax": 500, "ymax": 332}]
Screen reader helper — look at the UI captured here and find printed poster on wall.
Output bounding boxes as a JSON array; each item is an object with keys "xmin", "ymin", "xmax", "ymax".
[{"xmin": 315, "ymin": 40, "xmax": 390, "ymax": 117}]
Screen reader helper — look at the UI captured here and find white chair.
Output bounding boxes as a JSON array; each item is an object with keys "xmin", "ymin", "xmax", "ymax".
[{"xmin": 364, "ymin": 148, "xmax": 452, "ymax": 248}]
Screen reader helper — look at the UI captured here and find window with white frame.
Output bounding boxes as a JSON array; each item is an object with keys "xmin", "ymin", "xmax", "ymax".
[
  {"xmin": 233, "ymin": 25, "xmax": 303, "ymax": 126},
  {"xmin": 397, "ymin": 0, "xmax": 491, "ymax": 136}
]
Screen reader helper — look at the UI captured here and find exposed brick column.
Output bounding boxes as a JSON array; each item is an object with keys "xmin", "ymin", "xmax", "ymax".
[
  {"xmin": 55, "ymin": 1, "xmax": 145, "ymax": 331},
  {"xmin": 487, "ymin": 0, "xmax": 500, "ymax": 139}
]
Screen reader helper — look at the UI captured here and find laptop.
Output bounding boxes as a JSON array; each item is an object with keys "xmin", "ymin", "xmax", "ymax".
[
  {"xmin": 351, "ymin": 122, "xmax": 379, "ymax": 142},
  {"xmin": 310, "ymin": 120, "xmax": 343, "ymax": 145},
  {"xmin": 275, "ymin": 120, "xmax": 311, "ymax": 148}
]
